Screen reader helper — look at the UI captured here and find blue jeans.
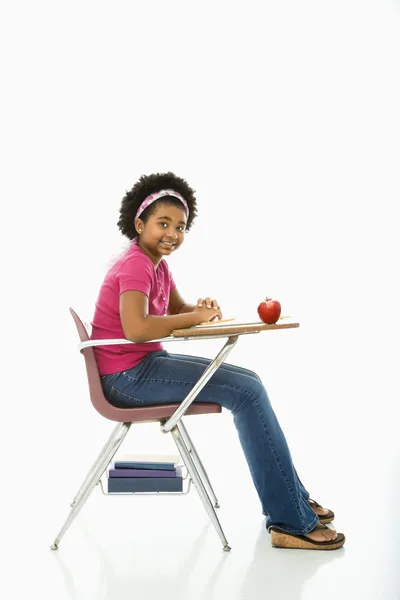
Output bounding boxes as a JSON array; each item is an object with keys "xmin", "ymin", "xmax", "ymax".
[{"xmin": 101, "ymin": 349, "xmax": 319, "ymax": 535}]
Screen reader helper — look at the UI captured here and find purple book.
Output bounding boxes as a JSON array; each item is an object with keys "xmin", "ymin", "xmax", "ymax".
[{"xmin": 108, "ymin": 468, "xmax": 177, "ymax": 478}]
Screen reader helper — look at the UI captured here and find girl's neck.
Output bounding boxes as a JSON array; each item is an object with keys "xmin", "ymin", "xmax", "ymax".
[{"xmin": 135, "ymin": 239, "xmax": 161, "ymax": 270}]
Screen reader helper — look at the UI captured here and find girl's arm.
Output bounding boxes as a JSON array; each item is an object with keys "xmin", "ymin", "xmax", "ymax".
[
  {"xmin": 178, "ymin": 303, "xmax": 196, "ymax": 314},
  {"xmin": 121, "ymin": 290, "xmax": 204, "ymax": 343},
  {"xmin": 168, "ymin": 288, "xmax": 194, "ymax": 316}
]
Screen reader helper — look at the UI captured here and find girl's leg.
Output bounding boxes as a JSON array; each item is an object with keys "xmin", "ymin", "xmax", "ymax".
[
  {"xmin": 169, "ymin": 353, "xmax": 310, "ymax": 508},
  {"xmin": 101, "ymin": 350, "xmax": 319, "ymax": 536},
  {"xmin": 168, "ymin": 352, "xmax": 263, "ymax": 382}
]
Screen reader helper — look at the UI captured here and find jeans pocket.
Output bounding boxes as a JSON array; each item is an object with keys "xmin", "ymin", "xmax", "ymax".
[{"xmin": 100, "ymin": 372, "xmax": 121, "ymax": 397}]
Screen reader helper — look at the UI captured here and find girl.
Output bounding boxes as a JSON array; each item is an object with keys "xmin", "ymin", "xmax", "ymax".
[{"xmin": 91, "ymin": 171, "xmax": 345, "ymax": 550}]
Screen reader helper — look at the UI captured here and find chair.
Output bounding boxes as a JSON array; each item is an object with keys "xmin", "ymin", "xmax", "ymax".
[{"xmin": 50, "ymin": 308, "xmax": 238, "ymax": 552}]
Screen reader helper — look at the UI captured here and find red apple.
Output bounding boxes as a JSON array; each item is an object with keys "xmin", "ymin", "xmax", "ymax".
[{"xmin": 257, "ymin": 297, "xmax": 281, "ymax": 324}]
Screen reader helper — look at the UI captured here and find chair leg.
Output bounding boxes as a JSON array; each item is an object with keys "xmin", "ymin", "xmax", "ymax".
[
  {"xmin": 171, "ymin": 421, "xmax": 231, "ymax": 552},
  {"xmin": 178, "ymin": 420, "xmax": 220, "ymax": 508},
  {"xmin": 70, "ymin": 424, "xmax": 123, "ymax": 507},
  {"xmin": 50, "ymin": 422, "xmax": 131, "ymax": 550}
]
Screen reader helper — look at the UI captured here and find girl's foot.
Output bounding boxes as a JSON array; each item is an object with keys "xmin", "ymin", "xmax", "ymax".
[
  {"xmin": 308, "ymin": 499, "xmax": 329, "ymax": 517},
  {"xmin": 304, "ymin": 522, "xmax": 337, "ymax": 543},
  {"xmin": 307, "ymin": 498, "xmax": 335, "ymax": 524}
]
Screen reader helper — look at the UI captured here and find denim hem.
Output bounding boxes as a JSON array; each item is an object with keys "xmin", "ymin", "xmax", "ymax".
[
  {"xmin": 263, "ymin": 492, "xmax": 311, "ymax": 517},
  {"xmin": 266, "ymin": 512, "xmax": 320, "ymax": 536}
]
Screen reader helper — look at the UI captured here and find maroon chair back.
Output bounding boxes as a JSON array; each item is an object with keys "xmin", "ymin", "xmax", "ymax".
[{"xmin": 69, "ymin": 308, "xmax": 221, "ymax": 423}]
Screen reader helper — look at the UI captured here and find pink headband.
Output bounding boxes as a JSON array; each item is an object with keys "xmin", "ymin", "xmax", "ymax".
[{"xmin": 135, "ymin": 189, "xmax": 189, "ymax": 221}]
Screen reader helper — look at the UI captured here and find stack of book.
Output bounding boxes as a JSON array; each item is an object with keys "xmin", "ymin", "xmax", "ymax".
[{"xmin": 107, "ymin": 454, "xmax": 183, "ymax": 493}]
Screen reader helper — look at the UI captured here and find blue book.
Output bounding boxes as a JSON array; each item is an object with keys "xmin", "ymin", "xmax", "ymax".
[
  {"xmin": 113, "ymin": 461, "xmax": 176, "ymax": 471},
  {"xmin": 108, "ymin": 466, "xmax": 183, "ymax": 493},
  {"xmin": 109, "ymin": 468, "xmax": 177, "ymax": 478}
]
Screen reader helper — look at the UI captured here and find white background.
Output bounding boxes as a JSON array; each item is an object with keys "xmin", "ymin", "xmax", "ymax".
[{"xmin": 1, "ymin": 1, "xmax": 399, "ymax": 598}]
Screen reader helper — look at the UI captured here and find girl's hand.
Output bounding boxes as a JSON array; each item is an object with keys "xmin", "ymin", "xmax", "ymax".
[
  {"xmin": 193, "ymin": 303, "xmax": 222, "ymax": 324},
  {"xmin": 197, "ymin": 297, "xmax": 222, "ymax": 321}
]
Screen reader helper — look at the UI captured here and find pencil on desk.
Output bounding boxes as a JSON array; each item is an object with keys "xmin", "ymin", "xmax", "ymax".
[{"xmin": 202, "ymin": 318, "xmax": 236, "ymax": 325}]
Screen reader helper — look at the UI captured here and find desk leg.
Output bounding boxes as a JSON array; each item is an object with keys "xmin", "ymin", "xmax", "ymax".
[
  {"xmin": 178, "ymin": 421, "xmax": 219, "ymax": 508},
  {"xmin": 171, "ymin": 422, "xmax": 231, "ymax": 552},
  {"xmin": 161, "ymin": 335, "xmax": 239, "ymax": 433},
  {"xmin": 162, "ymin": 335, "xmax": 239, "ymax": 551}
]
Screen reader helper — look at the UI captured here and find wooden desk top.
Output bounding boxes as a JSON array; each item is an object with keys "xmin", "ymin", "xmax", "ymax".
[{"xmin": 172, "ymin": 319, "xmax": 299, "ymax": 338}]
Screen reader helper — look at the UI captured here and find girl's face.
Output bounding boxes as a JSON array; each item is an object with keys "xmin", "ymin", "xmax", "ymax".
[{"xmin": 134, "ymin": 202, "xmax": 187, "ymax": 263}]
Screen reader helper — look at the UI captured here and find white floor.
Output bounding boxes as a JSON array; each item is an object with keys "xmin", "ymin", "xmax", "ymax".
[
  {"xmin": 6, "ymin": 320, "xmax": 400, "ymax": 600},
  {"xmin": 43, "ymin": 461, "xmax": 398, "ymax": 600}
]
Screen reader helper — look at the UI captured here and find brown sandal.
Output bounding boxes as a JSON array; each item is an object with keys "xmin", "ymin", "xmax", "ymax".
[
  {"xmin": 262, "ymin": 498, "xmax": 335, "ymax": 524},
  {"xmin": 307, "ymin": 498, "xmax": 335, "ymax": 524},
  {"xmin": 270, "ymin": 522, "xmax": 345, "ymax": 551}
]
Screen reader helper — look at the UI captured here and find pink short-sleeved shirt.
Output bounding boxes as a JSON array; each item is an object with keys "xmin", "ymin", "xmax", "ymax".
[{"xmin": 90, "ymin": 241, "xmax": 176, "ymax": 375}]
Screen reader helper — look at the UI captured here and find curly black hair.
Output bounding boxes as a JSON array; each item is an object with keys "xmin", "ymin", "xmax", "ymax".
[{"xmin": 117, "ymin": 172, "xmax": 198, "ymax": 240}]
